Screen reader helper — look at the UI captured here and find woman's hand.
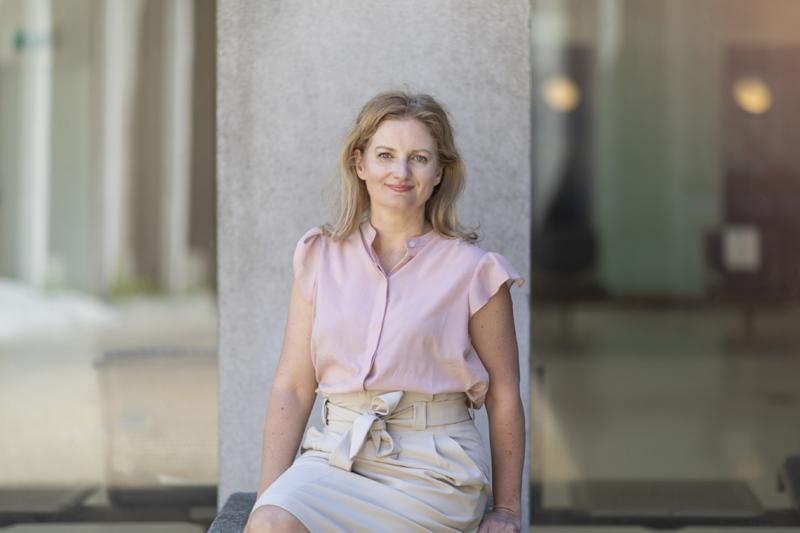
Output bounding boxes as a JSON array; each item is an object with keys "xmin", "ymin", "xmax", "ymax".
[{"xmin": 477, "ymin": 508, "xmax": 521, "ymax": 533}]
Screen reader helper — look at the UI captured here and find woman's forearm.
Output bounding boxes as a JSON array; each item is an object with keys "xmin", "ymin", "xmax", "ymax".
[
  {"xmin": 485, "ymin": 391, "xmax": 525, "ymax": 516},
  {"xmin": 256, "ymin": 385, "xmax": 316, "ymax": 497}
]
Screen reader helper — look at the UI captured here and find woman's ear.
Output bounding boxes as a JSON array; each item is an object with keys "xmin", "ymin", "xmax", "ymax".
[{"xmin": 354, "ymin": 149, "xmax": 364, "ymax": 178}]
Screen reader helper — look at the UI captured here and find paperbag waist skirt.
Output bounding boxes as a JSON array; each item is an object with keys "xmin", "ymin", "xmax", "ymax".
[{"xmin": 250, "ymin": 390, "xmax": 491, "ymax": 532}]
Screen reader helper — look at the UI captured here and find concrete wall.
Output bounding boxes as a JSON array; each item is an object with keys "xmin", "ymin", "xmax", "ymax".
[{"xmin": 217, "ymin": 0, "xmax": 532, "ymax": 525}]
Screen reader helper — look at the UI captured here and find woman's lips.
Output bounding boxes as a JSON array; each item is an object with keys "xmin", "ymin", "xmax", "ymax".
[{"xmin": 387, "ymin": 184, "xmax": 412, "ymax": 192}]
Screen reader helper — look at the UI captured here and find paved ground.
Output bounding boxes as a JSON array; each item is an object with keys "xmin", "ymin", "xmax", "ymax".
[
  {"xmin": 0, "ymin": 284, "xmax": 218, "ymax": 489},
  {"xmin": 531, "ymin": 303, "xmax": 800, "ymax": 511}
]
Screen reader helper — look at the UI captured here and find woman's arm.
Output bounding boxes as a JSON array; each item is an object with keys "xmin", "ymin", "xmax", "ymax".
[
  {"xmin": 255, "ymin": 277, "xmax": 319, "ymax": 498},
  {"xmin": 469, "ymin": 283, "xmax": 525, "ymax": 527}
]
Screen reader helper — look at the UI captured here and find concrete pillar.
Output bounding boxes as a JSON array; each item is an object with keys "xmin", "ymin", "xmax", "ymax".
[
  {"xmin": 217, "ymin": 0, "xmax": 531, "ymax": 526},
  {"xmin": 0, "ymin": 1, "xmax": 23, "ymax": 278},
  {"xmin": 159, "ymin": 0, "xmax": 194, "ymax": 293},
  {"xmin": 16, "ymin": 0, "xmax": 52, "ymax": 287},
  {"xmin": 94, "ymin": 0, "xmax": 145, "ymax": 294}
]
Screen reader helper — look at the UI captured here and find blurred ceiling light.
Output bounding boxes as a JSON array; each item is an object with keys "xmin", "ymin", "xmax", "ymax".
[
  {"xmin": 733, "ymin": 76, "xmax": 773, "ymax": 114},
  {"xmin": 542, "ymin": 75, "xmax": 581, "ymax": 112}
]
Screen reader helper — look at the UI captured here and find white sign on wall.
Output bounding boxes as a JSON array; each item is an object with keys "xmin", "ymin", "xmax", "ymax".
[{"xmin": 722, "ymin": 225, "xmax": 761, "ymax": 272}]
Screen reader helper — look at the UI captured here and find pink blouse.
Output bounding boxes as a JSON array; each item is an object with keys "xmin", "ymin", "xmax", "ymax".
[{"xmin": 293, "ymin": 219, "xmax": 525, "ymax": 410}]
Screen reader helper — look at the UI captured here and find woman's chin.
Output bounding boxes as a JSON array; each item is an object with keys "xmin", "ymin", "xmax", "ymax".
[{"xmin": 371, "ymin": 201, "xmax": 422, "ymax": 215}]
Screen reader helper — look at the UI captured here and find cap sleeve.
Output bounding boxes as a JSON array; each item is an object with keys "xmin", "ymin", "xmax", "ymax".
[
  {"xmin": 468, "ymin": 251, "xmax": 525, "ymax": 317},
  {"xmin": 293, "ymin": 226, "xmax": 323, "ymax": 302}
]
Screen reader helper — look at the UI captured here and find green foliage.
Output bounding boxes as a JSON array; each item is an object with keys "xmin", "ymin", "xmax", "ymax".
[{"xmin": 108, "ymin": 274, "xmax": 159, "ymax": 300}]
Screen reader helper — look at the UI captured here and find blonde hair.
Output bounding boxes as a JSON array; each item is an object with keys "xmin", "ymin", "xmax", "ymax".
[{"xmin": 322, "ymin": 90, "xmax": 478, "ymax": 243}]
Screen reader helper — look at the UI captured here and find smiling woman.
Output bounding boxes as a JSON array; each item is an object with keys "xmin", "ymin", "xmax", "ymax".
[
  {"xmin": 347, "ymin": 117, "xmax": 443, "ymax": 275},
  {"xmin": 244, "ymin": 91, "xmax": 525, "ymax": 533},
  {"xmin": 353, "ymin": 118, "xmax": 443, "ymax": 231}
]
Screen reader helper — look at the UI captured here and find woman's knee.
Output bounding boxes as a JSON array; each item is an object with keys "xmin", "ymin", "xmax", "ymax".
[{"xmin": 245, "ymin": 504, "xmax": 308, "ymax": 533}]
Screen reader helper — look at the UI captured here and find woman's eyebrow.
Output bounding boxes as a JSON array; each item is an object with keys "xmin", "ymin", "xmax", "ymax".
[{"xmin": 374, "ymin": 145, "xmax": 433, "ymax": 154}]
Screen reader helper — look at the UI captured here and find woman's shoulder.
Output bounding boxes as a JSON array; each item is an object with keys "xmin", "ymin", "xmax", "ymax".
[
  {"xmin": 447, "ymin": 238, "xmax": 523, "ymax": 284},
  {"xmin": 297, "ymin": 223, "xmax": 361, "ymax": 245},
  {"xmin": 447, "ymin": 236, "xmax": 494, "ymax": 265},
  {"xmin": 293, "ymin": 226, "xmax": 327, "ymax": 272},
  {"xmin": 298, "ymin": 224, "xmax": 354, "ymax": 250},
  {"xmin": 298, "ymin": 224, "xmax": 325, "ymax": 245}
]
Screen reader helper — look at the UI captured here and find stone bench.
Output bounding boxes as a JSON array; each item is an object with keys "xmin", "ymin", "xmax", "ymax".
[{"xmin": 208, "ymin": 492, "xmax": 256, "ymax": 533}]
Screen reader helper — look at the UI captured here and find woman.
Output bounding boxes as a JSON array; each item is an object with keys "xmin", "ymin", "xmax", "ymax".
[{"xmin": 245, "ymin": 91, "xmax": 525, "ymax": 533}]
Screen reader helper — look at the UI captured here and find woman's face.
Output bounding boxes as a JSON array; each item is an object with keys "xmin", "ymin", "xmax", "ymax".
[{"xmin": 354, "ymin": 118, "xmax": 443, "ymax": 218}]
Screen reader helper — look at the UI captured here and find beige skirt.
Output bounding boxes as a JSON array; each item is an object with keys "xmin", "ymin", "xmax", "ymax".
[{"xmin": 251, "ymin": 390, "xmax": 491, "ymax": 532}]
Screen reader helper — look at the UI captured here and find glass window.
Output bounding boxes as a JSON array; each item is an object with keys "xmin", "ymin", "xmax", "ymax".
[
  {"xmin": 0, "ymin": 0, "xmax": 217, "ymax": 530},
  {"xmin": 529, "ymin": 0, "xmax": 800, "ymax": 528}
]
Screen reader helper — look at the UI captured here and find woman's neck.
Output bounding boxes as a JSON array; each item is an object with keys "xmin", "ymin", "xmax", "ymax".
[{"xmin": 368, "ymin": 214, "xmax": 431, "ymax": 255}]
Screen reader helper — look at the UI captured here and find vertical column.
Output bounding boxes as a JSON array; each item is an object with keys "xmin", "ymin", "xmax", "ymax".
[
  {"xmin": 17, "ymin": 0, "xmax": 52, "ymax": 287},
  {"xmin": 594, "ymin": 0, "xmax": 719, "ymax": 297},
  {"xmin": 160, "ymin": 0, "xmax": 194, "ymax": 293},
  {"xmin": 94, "ymin": 0, "xmax": 144, "ymax": 294},
  {"xmin": 217, "ymin": 1, "xmax": 531, "ymax": 523}
]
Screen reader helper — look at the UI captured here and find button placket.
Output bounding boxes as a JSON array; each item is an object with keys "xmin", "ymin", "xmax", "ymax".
[
  {"xmin": 356, "ymin": 219, "xmax": 435, "ymax": 388},
  {"xmin": 362, "ymin": 274, "xmax": 389, "ymax": 389}
]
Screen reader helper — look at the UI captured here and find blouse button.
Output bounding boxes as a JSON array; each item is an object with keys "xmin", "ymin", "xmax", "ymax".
[{"xmin": 408, "ymin": 241, "xmax": 416, "ymax": 248}]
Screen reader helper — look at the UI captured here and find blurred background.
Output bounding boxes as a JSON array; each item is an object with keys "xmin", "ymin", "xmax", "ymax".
[
  {"xmin": 1, "ymin": 0, "xmax": 217, "ymax": 531},
  {"xmin": 528, "ymin": 0, "xmax": 800, "ymax": 529},
  {"xmin": 0, "ymin": 0, "xmax": 799, "ymax": 531}
]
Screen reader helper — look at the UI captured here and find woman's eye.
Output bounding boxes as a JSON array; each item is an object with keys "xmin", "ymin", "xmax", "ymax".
[
  {"xmin": 413, "ymin": 155, "xmax": 428, "ymax": 163},
  {"xmin": 378, "ymin": 152, "xmax": 392, "ymax": 159}
]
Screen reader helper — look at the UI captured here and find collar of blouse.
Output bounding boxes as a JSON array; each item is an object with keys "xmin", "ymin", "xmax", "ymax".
[{"xmin": 358, "ymin": 219, "xmax": 438, "ymax": 259}]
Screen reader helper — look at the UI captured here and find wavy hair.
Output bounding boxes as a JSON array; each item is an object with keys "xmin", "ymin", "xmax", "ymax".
[{"xmin": 321, "ymin": 90, "xmax": 478, "ymax": 243}]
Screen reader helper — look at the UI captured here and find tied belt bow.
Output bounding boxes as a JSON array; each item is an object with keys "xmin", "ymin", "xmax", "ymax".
[{"xmin": 326, "ymin": 391, "xmax": 406, "ymax": 471}]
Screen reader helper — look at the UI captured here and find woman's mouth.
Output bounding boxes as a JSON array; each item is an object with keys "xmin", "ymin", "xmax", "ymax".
[{"xmin": 387, "ymin": 184, "xmax": 412, "ymax": 192}]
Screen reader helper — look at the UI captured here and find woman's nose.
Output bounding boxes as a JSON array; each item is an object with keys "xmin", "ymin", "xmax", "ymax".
[{"xmin": 393, "ymin": 158, "xmax": 411, "ymax": 178}]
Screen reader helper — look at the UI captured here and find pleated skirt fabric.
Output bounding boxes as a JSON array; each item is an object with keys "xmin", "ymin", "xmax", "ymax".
[{"xmin": 250, "ymin": 390, "xmax": 491, "ymax": 532}]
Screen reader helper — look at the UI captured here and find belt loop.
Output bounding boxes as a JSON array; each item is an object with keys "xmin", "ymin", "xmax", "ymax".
[
  {"xmin": 321, "ymin": 396, "xmax": 329, "ymax": 427},
  {"xmin": 412, "ymin": 401, "xmax": 426, "ymax": 430}
]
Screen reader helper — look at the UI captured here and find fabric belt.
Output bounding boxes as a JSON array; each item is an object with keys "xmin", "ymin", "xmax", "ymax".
[{"xmin": 321, "ymin": 390, "xmax": 474, "ymax": 472}]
